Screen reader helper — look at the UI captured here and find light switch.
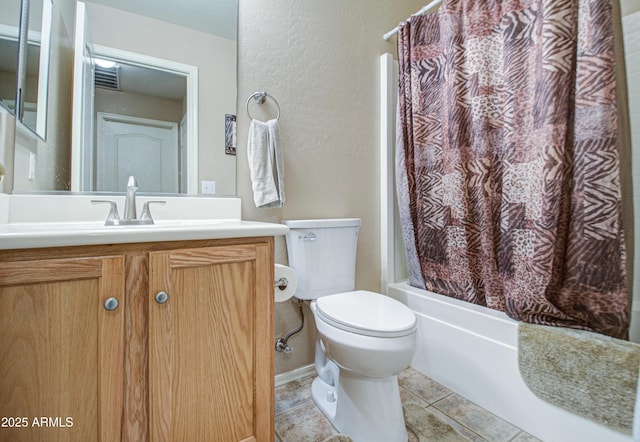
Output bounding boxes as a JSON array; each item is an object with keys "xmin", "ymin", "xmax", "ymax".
[{"xmin": 201, "ymin": 180, "xmax": 216, "ymax": 194}]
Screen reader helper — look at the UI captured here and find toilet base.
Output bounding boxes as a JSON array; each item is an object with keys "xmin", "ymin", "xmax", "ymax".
[{"xmin": 311, "ymin": 373, "xmax": 408, "ymax": 442}]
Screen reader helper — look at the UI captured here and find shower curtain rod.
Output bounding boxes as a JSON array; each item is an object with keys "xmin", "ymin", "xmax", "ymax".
[{"xmin": 383, "ymin": 0, "xmax": 442, "ymax": 40}]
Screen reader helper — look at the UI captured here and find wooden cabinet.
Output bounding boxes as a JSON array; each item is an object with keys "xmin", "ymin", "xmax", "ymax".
[
  {"xmin": 148, "ymin": 243, "xmax": 273, "ymax": 441},
  {"xmin": 0, "ymin": 238, "xmax": 274, "ymax": 442},
  {"xmin": 0, "ymin": 256, "xmax": 125, "ymax": 442}
]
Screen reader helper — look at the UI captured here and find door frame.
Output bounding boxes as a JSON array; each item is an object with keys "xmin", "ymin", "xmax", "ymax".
[{"xmin": 71, "ymin": 1, "xmax": 95, "ymax": 192}]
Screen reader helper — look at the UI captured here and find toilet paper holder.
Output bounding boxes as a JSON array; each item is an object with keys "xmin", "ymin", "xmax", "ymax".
[
  {"xmin": 275, "ymin": 277, "xmax": 289, "ymax": 290},
  {"xmin": 274, "ymin": 263, "xmax": 297, "ymax": 303}
]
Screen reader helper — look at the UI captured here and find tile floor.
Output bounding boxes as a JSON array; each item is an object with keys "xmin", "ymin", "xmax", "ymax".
[{"xmin": 275, "ymin": 367, "xmax": 541, "ymax": 442}]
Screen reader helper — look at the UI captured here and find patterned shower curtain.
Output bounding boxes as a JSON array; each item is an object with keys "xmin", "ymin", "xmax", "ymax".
[{"xmin": 396, "ymin": 0, "xmax": 629, "ymax": 338}]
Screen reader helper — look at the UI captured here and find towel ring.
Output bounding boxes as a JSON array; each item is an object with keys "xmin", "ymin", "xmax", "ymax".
[{"xmin": 246, "ymin": 91, "xmax": 281, "ymax": 121}]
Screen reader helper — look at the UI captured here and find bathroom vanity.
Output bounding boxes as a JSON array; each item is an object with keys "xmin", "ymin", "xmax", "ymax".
[{"xmin": 0, "ymin": 194, "xmax": 286, "ymax": 442}]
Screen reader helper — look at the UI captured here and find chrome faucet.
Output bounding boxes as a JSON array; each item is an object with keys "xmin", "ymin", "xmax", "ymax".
[
  {"xmin": 123, "ymin": 176, "xmax": 138, "ymax": 221},
  {"xmin": 92, "ymin": 175, "xmax": 166, "ymax": 226}
]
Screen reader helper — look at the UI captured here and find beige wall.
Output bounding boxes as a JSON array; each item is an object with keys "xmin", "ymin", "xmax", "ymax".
[
  {"xmin": 0, "ymin": 108, "xmax": 15, "ymax": 193},
  {"xmin": 237, "ymin": 0, "xmax": 425, "ymax": 375},
  {"xmin": 1, "ymin": 1, "xmax": 20, "ymax": 26},
  {"xmin": 13, "ymin": 0, "xmax": 75, "ymax": 191},
  {"xmin": 621, "ymin": 0, "xmax": 640, "ymax": 17},
  {"xmin": 0, "ymin": 1, "xmax": 20, "ymax": 193},
  {"xmin": 85, "ymin": 3, "xmax": 237, "ymax": 195},
  {"xmin": 94, "ymin": 88, "xmax": 184, "ymax": 124}
]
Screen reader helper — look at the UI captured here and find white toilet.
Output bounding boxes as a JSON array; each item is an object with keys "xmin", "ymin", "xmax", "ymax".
[{"xmin": 283, "ymin": 218, "xmax": 417, "ymax": 442}]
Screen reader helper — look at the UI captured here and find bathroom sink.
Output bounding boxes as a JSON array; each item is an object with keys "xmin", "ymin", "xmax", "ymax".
[
  {"xmin": 1, "ymin": 219, "xmax": 225, "ymax": 232},
  {"xmin": 0, "ymin": 194, "xmax": 288, "ymax": 250},
  {"xmin": 0, "ymin": 219, "xmax": 288, "ymax": 250}
]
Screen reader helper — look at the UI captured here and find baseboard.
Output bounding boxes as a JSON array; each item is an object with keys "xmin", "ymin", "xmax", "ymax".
[{"xmin": 275, "ymin": 364, "xmax": 315, "ymax": 387}]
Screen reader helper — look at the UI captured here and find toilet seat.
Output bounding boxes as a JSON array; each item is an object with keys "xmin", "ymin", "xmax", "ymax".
[{"xmin": 315, "ymin": 290, "xmax": 416, "ymax": 338}]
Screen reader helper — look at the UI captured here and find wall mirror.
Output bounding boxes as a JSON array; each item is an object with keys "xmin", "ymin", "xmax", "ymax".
[
  {"xmin": 71, "ymin": 39, "xmax": 198, "ymax": 193},
  {"xmin": 0, "ymin": 1, "xmax": 22, "ymax": 118},
  {"xmin": 8, "ymin": 0, "xmax": 238, "ymax": 196},
  {"xmin": 0, "ymin": 0, "xmax": 52, "ymax": 140}
]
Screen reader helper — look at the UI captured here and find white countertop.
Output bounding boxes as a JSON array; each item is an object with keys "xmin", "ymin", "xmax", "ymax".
[
  {"xmin": 0, "ymin": 219, "xmax": 289, "ymax": 250},
  {"xmin": 0, "ymin": 193, "xmax": 288, "ymax": 250}
]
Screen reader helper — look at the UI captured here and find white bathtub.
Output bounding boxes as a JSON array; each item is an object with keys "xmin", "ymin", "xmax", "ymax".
[{"xmin": 387, "ymin": 281, "xmax": 632, "ymax": 442}]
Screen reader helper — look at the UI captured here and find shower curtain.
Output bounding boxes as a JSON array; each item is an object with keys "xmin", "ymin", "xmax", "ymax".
[{"xmin": 396, "ymin": 0, "xmax": 629, "ymax": 338}]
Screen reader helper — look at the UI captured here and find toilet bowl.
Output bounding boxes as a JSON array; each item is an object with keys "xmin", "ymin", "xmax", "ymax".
[
  {"xmin": 283, "ymin": 219, "xmax": 417, "ymax": 442},
  {"xmin": 311, "ymin": 291, "xmax": 416, "ymax": 442},
  {"xmin": 313, "ymin": 291, "xmax": 416, "ymax": 377}
]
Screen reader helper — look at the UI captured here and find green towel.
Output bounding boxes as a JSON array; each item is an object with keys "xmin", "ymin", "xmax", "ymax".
[{"xmin": 518, "ymin": 322, "xmax": 640, "ymax": 434}]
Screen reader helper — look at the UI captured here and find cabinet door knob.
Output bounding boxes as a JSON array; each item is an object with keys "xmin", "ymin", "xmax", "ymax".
[
  {"xmin": 104, "ymin": 297, "xmax": 120, "ymax": 311},
  {"xmin": 155, "ymin": 291, "xmax": 169, "ymax": 304}
]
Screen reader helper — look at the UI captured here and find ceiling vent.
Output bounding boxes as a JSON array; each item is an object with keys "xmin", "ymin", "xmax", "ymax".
[{"xmin": 94, "ymin": 64, "xmax": 120, "ymax": 90}]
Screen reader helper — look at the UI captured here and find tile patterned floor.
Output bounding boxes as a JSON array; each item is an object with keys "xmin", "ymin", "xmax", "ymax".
[{"xmin": 275, "ymin": 367, "xmax": 542, "ymax": 442}]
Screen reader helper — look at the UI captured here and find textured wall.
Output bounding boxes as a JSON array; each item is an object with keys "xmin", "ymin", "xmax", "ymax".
[
  {"xmin": 13, "ymin": 0, "xmax": 75, "ymax": 191},
  {"xmin": 621, "ymin": 0, "xmax": 640, "ymax": 17},
  {"xmin": 237, "ymin": 0, "xmax": 425, "ymax": 375}
]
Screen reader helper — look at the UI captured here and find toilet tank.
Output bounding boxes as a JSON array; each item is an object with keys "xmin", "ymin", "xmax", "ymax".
[{"xmin": 283, "ymin": 218, "xmax": 361, "ymax": 300}]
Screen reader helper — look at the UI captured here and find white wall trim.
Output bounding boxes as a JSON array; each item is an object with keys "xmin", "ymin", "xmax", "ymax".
[
  {"xmin": 380, "ymin": 53, "xmax": 395, "ymax": 294},
  {"xmin": 71, "ymin": 1, "xmax": 89, "ymax": 192},
  {"xmin": 275, "ymin": 364, "xmax": 315, "ymax": 387}
]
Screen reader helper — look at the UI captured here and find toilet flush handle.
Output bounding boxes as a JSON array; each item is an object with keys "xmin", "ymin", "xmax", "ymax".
[{"xmin": 299, "ymin": 233, "xmax": 317, "ymax": 241}]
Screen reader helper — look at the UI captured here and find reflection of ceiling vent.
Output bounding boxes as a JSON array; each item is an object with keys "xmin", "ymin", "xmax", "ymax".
[{"xmin": 95, "ymin": 65, "xmax": 120, "ymax": 90}]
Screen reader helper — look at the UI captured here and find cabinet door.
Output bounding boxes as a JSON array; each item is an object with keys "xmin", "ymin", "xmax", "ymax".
[
  {"xmin": 0, "ymin": 256, "xmax": 125, "ymax": 442},
  {"xmin": 149, "ymin": 242, "xmax": 274, "ymax": 442}
]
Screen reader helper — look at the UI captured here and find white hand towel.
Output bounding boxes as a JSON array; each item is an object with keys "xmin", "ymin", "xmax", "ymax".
[{"xmin": 247, "ymin": 118, "xmax": 285, "ymax": 208}]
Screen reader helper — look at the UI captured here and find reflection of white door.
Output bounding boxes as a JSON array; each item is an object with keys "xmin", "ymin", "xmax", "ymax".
[{"xmin": 96, "ymin": 112, "xmax": 178, "ymax": 193}]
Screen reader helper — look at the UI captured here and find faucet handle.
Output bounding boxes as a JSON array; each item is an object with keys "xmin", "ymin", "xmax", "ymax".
[
  {"xmin": 140, "ymin": 201, "xmax": 166, "ymax": 223},
  {"xmin": 91, "ymin": 200, "xmax": 121, "ymax": 226},
  {"xmin": 127, "ymin": 175, "xmax": 138, "ymax": 190}
]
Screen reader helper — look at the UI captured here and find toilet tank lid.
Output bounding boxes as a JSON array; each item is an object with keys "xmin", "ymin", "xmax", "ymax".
[{"xmin": 283, "ymin": 218, "xmax": 361, "ymax": 229}]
